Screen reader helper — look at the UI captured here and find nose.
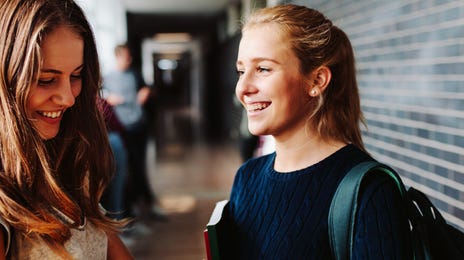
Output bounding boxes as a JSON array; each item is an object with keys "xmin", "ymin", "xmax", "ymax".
[
  {"xmin": 52, "ymin": 79, "xmax": 76, "ymax": 107},
  {"xmin": 235, "ymin": 71, "xmax": 257, "ymax": 98}
]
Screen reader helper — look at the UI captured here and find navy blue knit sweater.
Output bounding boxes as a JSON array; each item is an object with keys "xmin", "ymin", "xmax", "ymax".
[{"xmin": 228, "ymin": 144, "xmax": 412, "ymax": 259}]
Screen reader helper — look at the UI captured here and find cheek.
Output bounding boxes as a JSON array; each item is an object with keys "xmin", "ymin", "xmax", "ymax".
[
  {"xmin": 26, "ymin": 89, "xmax": 42, "ymax": 115},
  {"xmin": 72, "ymin": 83, "xmax": 82, "ymax": 97},
  {"xmin": 282, "ymin": 83, "xmax": 309, "ymax": 110}
]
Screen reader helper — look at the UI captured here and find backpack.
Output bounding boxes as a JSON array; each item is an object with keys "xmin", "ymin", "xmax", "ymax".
[{"xmin": 329, "ymin": 161, "xmax": 464, "ymax": 260}]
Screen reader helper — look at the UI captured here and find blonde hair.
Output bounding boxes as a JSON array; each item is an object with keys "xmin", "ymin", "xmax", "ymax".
[
  {"xmin": 0, "ymin": 0, "xmax": 119, "ymax": 257},
  {"xmin": 243, "ymin": 4, "xmax": 366, "ymax": 151}
]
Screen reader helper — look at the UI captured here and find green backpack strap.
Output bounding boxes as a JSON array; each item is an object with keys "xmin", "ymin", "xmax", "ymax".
[{"xmin": 328, "ymin": 161, "xmax": 406, "ymax": 260}]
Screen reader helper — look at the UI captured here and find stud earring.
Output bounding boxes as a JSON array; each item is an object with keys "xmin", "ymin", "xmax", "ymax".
[{"xmin": 310, "ymin": 89, "xmax": 318, "ymax": 96}]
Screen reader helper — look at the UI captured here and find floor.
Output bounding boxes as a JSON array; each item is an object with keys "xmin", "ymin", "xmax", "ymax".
[{"xmin": 125, "ymin": 136, "xmax": 242, "ymax": 260}]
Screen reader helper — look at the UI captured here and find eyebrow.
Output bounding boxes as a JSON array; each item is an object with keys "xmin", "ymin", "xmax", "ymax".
[
  {"xmin": 41, "ymin": 64, "xmax": 84, "ymax": 74},
  {"xmin": 236, "ymin": 57, "xmax": 280, "ymax": 66}
]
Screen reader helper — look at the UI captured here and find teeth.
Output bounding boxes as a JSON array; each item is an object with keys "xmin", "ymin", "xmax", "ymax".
[
  {"xmin": 247, "ymin": 103, "xmax": 270, "ymax": 111},
  {"xmin": 40, "ymin": 111, "xmax": 62, "ymax": 119}
]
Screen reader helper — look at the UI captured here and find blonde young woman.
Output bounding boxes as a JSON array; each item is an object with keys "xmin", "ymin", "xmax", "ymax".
[
  {"xmin": 228, "ymin": 4, "xmax": 412, "ymax": 259},
  {"xmin": 0, "ymin": 0, "xmax": 132, "ymax": 258}
]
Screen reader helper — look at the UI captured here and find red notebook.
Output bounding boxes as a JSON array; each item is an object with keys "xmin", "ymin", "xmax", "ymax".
[{"xmin": 203, "ymin": 229, "xmax": 212, "ymax": 260}]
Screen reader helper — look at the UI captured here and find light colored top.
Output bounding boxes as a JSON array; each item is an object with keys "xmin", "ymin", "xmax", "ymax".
[
  {"xmin": 102, "ymin": 68, "xmax": 145, "ymax": 127},
  {"xmin": 1, "ymin": 217, "xmax": 107, "ymax": 259}
]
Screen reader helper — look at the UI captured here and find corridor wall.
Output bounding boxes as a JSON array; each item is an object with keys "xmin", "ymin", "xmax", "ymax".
[{"xmin": 289, "ymin": 0, "xmax": 464, "ymax": 230}]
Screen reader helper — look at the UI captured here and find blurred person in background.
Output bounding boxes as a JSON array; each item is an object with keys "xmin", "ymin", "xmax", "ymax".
[
  {"xmin": 102, "ymin": 43, "xmax": 167, "ymax": 223},
  {"xmin": 98, "ymin": 97, "xmax": 129, "ymax": 221}
]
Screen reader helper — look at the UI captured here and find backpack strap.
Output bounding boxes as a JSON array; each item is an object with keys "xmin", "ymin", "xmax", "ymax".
[{"xmin": 328, "ymin": 161, "xmax": 406, "ymax": 260}]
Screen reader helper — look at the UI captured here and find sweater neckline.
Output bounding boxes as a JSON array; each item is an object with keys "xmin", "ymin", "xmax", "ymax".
[{"xmin": 265, "ymin": 144, "xmax": 354, "ymax": 180}]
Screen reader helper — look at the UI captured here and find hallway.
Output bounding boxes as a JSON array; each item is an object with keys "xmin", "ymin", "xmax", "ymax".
[{"xmin": 126, "ymin": 138, "xmax": 242, "ymax": 259}]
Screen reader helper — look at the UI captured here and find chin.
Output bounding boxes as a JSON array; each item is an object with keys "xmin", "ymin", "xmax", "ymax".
[
  {"xmin": 250, "ymin": 130, "xmax": 267, "ymax": 137},
  {"xmin": 41, "ymin": 135, "xmax": 57, "ymax": 140},
  {"xmin": 39, "ymin": 131, "xmax": 59, "ymax": 140},
  {"xmin": 248, "ymin": 125, "xmax": 266, "ymax": 135}
]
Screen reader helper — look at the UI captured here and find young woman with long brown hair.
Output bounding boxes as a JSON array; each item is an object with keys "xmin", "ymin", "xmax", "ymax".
[{"xmin": 0, "ymin": 0, "xmax": 133, "ymax": 258}]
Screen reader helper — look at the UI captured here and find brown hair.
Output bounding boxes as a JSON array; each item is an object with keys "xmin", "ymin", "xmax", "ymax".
[
  {"xmin": 0, "ymin": 0, "xmax": 118, "ymax": 257},
  {"xmin": 243, "ymin": 4, "xmax": 366, "ymax": 151}
]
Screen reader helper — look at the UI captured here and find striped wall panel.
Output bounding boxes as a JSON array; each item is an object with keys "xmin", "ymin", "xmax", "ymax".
[{"xmin": 291, "ymin": 0, "xmax": 464, "ymax": 230}]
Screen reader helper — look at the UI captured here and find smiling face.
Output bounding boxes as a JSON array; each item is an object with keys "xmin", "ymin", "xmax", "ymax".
[
  {"xmin": 235, "ymin": 24, "xmax": 313, "ymax": 140},
  {"xmin": 27, "ymin": 25, "xmax": 84, "ymax": 140}
]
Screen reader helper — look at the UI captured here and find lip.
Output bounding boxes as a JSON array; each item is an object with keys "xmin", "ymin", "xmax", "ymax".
[
  {"xmin": 245, "ymin": 101, "xmax": 271, "ymax": 112},
  {"xmin": 36, "ymin": 110, "xmax": 64, "ymax": 124},
  {"xmin": 245, "ymin": 101, "xmax": 271, "ymax": 113}
]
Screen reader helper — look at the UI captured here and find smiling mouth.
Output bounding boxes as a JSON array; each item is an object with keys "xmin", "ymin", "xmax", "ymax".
[
  {"xmin": 38, "ymin": 110, "xmax": 63, "ymax": 119},
  {"xmin": 246, "ymin": 102, "xmax": 271, "ymax": 112}
]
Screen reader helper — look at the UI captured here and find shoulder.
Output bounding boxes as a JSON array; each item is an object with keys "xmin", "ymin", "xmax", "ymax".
[
  {"xmin": 335, "ymin": 144, "xmax": 372, "ymax": 166},
  {"xmin": 358, "ymin": 171, "xmax": 403, "ymax": 209},
  {"xmin": 353, "ymin": 170, "xmax": 412, "ymax": 258},
  {"xmin": 354, "ymin": 166, "xmax": 408, "ymax": 235},
  {"xmin": 0, "ymin": 216, "xmax": 10, "ymax": 257},
  {"xmin": 127, "ymin": 68, "xmax": 143, "ymax": 79},
  {"xmin": 103, "ymin": 70, "xmax": 119, "ymax": 80},
  {"xmin": 67, "ymin": 222, "xmax": 108, "ymax": 259},
  {"xmin": 320, "ymin": 144, "xmax": 373, "ymax": 183},
  {"xmin": 236, "ymin": 153, "xmax": 275, "ymax": 176},
  {"xmin": 333, "ymin": 145, "xmax": 400, "ymax": 204},
  {"xmin": 8, "ymin": 221, "xmax": 108, "ymax": 259},
  {"xmin": 231, "ymin": 153, "xmax": 274, "ymax": 189}
]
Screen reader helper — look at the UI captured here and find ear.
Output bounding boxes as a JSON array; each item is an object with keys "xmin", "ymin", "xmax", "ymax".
[{"xmin": 308, "ymin": 66, "xmax": 332, "ymax": 97}]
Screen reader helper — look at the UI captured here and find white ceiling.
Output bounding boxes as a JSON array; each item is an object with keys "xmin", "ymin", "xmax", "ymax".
[{"xmin": 123, "ymin": 0, "xmax": 230, "ymax": 14}]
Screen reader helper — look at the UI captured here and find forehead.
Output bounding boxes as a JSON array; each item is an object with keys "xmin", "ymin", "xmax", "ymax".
[
  {"xmin": 238, "ymin": 23, "xmax": 293, "ymax": 63},
  {"xmin": 40, "ymin": 25, "xmax": 83, "ymax": 68},
  {"xmin": 41, "ymin": 25, "xmax": 81, "ymax": 45}
]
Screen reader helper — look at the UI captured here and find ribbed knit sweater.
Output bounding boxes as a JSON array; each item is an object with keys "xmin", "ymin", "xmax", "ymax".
[{"xmin": 228, "ymin": 144, "xmax": 412, "ymax": 259}]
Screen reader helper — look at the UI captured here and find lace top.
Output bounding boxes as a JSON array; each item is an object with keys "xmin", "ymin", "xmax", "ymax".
[{"xmin": 0, "ymin": 216, "xmax": 107, "ymax": 259}]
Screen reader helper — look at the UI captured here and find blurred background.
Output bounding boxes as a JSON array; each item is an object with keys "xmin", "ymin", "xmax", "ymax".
[{"xmin": 78, "ymin": 0, "xmax": 464, "ymax": 259}]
